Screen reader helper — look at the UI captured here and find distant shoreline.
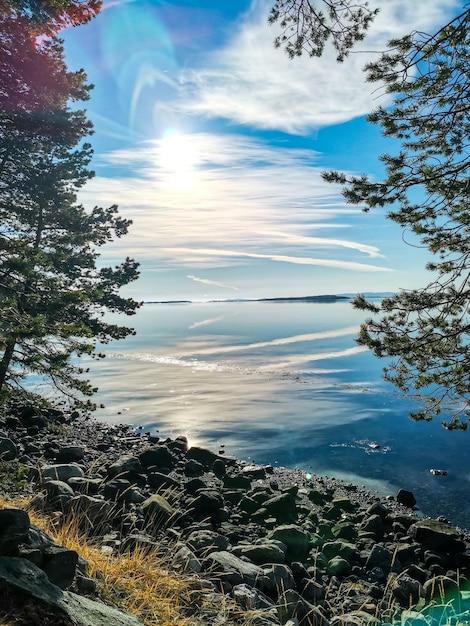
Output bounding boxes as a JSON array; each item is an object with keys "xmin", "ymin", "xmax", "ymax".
[{"xmin": 145, "ymin": 294, "xmax": 353, "ymax": 304}]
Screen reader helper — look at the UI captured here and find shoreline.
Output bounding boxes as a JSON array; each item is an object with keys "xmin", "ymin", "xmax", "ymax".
[{"xmin": 1, "ymin": 401, "xmax": 470, "ymax": 625}]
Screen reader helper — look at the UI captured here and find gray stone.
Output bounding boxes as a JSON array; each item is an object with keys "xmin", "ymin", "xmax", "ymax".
[
  {"xmin": 45, "ymin": 480, "xmax": 75, "ymax": 507},
  {"xmin": 277, "ymin": 588, "xmax": 326, "ymax": 625},
  {"xmin": 42, "ymin": 464, "xmax": 85, "ymax": 483},
  {"xmin": 408, "ymin": 519, "xmax": 466, "ymax": 553},
  {"xmin": 173, "ymin": 544, "xmax": 202, "ymax": 574},
  {"xmin": 326, "ymin": 556, "xmax": 351, "ymax": 576},
  {"xmin": 261, "ymin": 563, "xmax": 295, "ymax": 595},
  {"xmin": 138, "ymin": 445, "xmax": 174, "ymax": 470},
  {"xmin": 241, "ymin": 464, "xmax": 267, "ymax": 479},
  {"xmin": 0, "ymin": 437, "xmax": 17, "ymax": 461},
  {"xmin": 204, "ymin": 551, "xmax": 266, "ymax": 587},
  {"xmin": 68, "ymin": 477, "xmax": 102, "ymax": 495},
  {"xmin": 397, "ymin": 489, "xmax": 417, "ymax": 508},
  {"xmin": 0, "ymin": 509, "xmax": 30, "ymax": 555},
  {"xmin": 146, "ymin": 472, "xmax": 180, "ymax": 490},
  {"xmin": 0, "ymin": 557, "xmax": 144, "ymax": 625},
  {"xmin": 365, "ymin": 544, "xmax": 393, "ymax": 573},
  {"xmin": 390, "ymin": 573, "xmax": 424, "ymax": 605},
  {"xmin": 322, "ymin": 540, "xmax": 358, "ymax": 562},
  {"xmin": 103, "ymin": 478, "xmax": 133, "ymax": 502},
  {"xmin": 186, "ymin": 446, "xmax": 219, "ymax": 468},
  {"xmin": 64, "ymin": 495, "xmax": 115, "ymax": 531},
  {"xmin": 186, "ymin": 530, "xmax": 230, "ymax": 555},
  {"xmin": 56, "ymin": 446, "xmax": 84, "ymax": 463},
  {"xmin": 231, "ymin": 583, "xmax": 274, "ymax": 610},
  {"xmin": 141, "ymin": 493, "xmax": 175, "ymax": 526},
  {"xmin": 190, "ymin": 489, "xmax": 225, "ymax": 520},
  {"xmin": 267, "ymin": 525, "xmax": 310, "ymax": 563},
  {"xmin": 235, "ymin": 542, "xmax": 286, "ymax": 565},
  {"xmin": 107, "ymin": 454, "xmax": 143, "ymax": 478},
  {"xmin": 360, "ymin": 514, "xmax": 384, "ymax": 538},
  {"xmin": 263, "ymin": 492, "xmax": 297, "ymax": 522},
  {"xmin": 41, "ymin": 544, "xmax": 78, "ymax": 589},
  {"xmin": 184, "ymin": 459, "xmax": 205, "ymax": 476}
]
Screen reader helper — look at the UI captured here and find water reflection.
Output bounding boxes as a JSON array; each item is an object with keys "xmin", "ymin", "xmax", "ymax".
[{"xmin": 87, "ymin": 301, "xmax": 469, "ymax": 529}]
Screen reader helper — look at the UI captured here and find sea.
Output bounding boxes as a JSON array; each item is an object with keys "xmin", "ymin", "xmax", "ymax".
[{"xmin": 83, "ymin": 298, "xmax": 469, "ymax": 529}]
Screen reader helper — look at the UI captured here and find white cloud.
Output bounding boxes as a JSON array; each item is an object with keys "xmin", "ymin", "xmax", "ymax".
[
  {"xmin": 168, "ymin": 0, "xmax": 459, "ymax": 133},
  {"xmin": 187, "ymin": 275, "xmax": 239, "ymax": 290},
  {"xmin": 81, "ymin": 132, "xmax": 392, "ymax": 273}
]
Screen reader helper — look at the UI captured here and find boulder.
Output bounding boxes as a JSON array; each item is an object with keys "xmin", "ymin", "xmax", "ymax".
[
  {"xmin": 0, "ymin": 437, "xmax": 17, "ymax": 461},
  {"xmin": 231, "ymin": 583, "xmax": 274, "ymax": 610},
  {"xmin": 0, "ymin": 556, "xmax": 144, "ymax": 625},
  {"xmin": 234, "ymin": 542, "xmax": 286, "ymax": 565},
  {"xmin": 186, "ymin": 530, "xmax": 230, "ymax": 555},
  {"xmin": 107, "ymin": 454, "xmax": 143, "ymax": 478},
  {"xmin": 41, "ymin": 544, "xmax": 78, "ymax": 589},
  {"xmin": 56, "ymin": 446, "xmax": 84, "ymax": 463},
  {"xmin": 186, "ymin": 446, "xmax": 219, "ymax": 468},
  {"xmin": 138, "ymin": 445, "xmax": 174, "ymax": 470},
  {"xmin": 408, "ymin": 519, "xmax": 466, "ymax": 553},
  {"xmin": 141, "ymin": 494, "xmax": 175, "ymax": 526},
  {"xmin": 267, "ymin": 525, "xmax": 310, "ymax": 563},
  {"xmin": 204, "ymin": 551, "xmax": 266, "ymax": 587},
  {"xmin": 397, "ymin": 489, "xmax": 417, "ymax": 508},
  {"xmin": 41, "ymin": 464, "xmax": 85, "ymax": 483},
  {"xmin": 0, "ymin": 509, "xmax": 30, "ymax": 555}
]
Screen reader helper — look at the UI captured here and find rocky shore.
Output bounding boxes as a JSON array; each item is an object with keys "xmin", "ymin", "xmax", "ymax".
[{"xmin": 0, "ymin": 401, "xmax": 469, "ymax": 626}]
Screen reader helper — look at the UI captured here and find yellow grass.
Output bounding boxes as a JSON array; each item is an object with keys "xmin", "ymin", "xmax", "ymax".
[{"xmin": 0, "ymin": 496, "xmax": 196, "ymax": 626}]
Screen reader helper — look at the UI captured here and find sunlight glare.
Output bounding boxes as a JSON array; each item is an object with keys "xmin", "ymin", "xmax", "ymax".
[{"xmin": 159, "ymin": 130, "xmax": 197, "ymax": 191}]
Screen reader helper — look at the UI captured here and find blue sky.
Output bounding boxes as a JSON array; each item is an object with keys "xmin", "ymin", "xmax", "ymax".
[{"xmin": 62, "ymin": 0, "xmax": 460, "ymax": 301}]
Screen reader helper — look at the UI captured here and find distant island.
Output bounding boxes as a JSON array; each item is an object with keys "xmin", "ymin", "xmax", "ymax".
[{"xmin": 145, "ymin": 294, "xmax": 353, "ymax": 304}]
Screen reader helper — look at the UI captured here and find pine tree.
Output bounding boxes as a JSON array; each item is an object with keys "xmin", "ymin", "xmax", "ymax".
[
  {"xmin": 0, "ymin": 8, "xmax": 140, "ymax": 408},
  {"xmin": 268, "ymin": 0, "xmax": 378, "ymax": 61},
  {"xmin": 323, "ymin": 8, "xmax": 470, "ymax": 429}
]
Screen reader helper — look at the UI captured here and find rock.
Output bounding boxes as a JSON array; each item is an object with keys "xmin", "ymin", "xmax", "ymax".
[
  {"xmin": 360, "ymin": 514, "xmax": 384, "ymax": 538},
  {"xmin": 41, "ymin": 464, "xmax": 85, "ymax": 483},
  {"xmin": 64, "ymin": 495, "xmax": 115, "ymax": 531},
  {"xmin": 241, "ymin": 465, "xmax": 268, "ymax": 480},
  {"xmin": 138, "ymin": 445, "xmax": 174, "ymax": 470},
  {"xmin": 189, "ymin": 489, "xmax": 225, "ymax": 521},
  {"xmin": 396, "ymin": 489, "xmax": 417, "ymax": 508},
  {"xmin": 263, "ymin": 492, "xmax": 297, "ymax": 522},
  {"xmin": 234, "ymin": 542, "xmax": 286, "ymax": 565},
  {"xmin": 423, "ymin": 575, "xmax": 462, "ymax": 602},
  {"xmin": 186, "ymin": 446, "xmax": 219, "ymax": 468},
  {"xmin": 277, "ymin": 588, "xmax": 326, "ymax": 625},
  {"xmin": 186, "ymin": 530, "xmax": 230, "ymax": 554},
  {"xmin": 146, "ymin": 472, "xmax": 180, "ymax": 490},
  {"xmin": 41, "ymin": 545, "xmax": 78, "ymax": 589},
  {"xmin": 0, "ymin": 509, "xmax": 30, "ymax": 555},
  {"xmin": 322, "ymin": 540, "xmax": 358, "ymax": 562},
  {"xmin": 44, "ymin": 480, "xmax": 75, "ymax": 507},
  {"xmin": 261, "ymin": 563, "xmax": 295, "ymax": 595},
  {"xmin": 0, "ymin": 557, "xmax": 144, "ymax": 625},
  {"xmin": 204, "ymin": 551, "xmax": 267, "ymax": 587},
  {"xmin": 56, "ymin": 446, "xmax": 85, "ymax": 463},
  {"xmin": 141, "ymin": 493, "xmax": 175, "ymax": 526},
  {"xmin": 68, "ymin": 477, "xmax": 102, "ymax": 495},
  {"xmin": 173, "ymin": 544, "xmax": 202, "ymax": 574},
  {"xmin": 107, "ymin": 454, "xmax": 143, "ymax": 478},
  {"xmin": 326, "ymin": 556, "xmax": 351, "ymax": 576},
  {"xmin": 365, "ymin": 544, "xmax": 393, "ymax": 573},
  {"xmin": 184, "ymin": 459, "xmax": 205, "ymax": 477},
  {"xmin": 408, "ymin": 519, "xmax": 466, "ymax": 553},
  {"xmin": 231, "ymin": 583, "xmax": 274, "ymax": 610},
  {"xmin": 0, "ymin": 437, "xmax": 17, "ymax": 461},
  {"xmin": 267, "ymin": 525, "xmax": 310, "ymax": 563},
  {"xmin": 390, "ymin": 573, "xmax": 424, "ymax": 605},
  {"xmin": 223, "ymin": 473, "xmax": 252, "ymax": 490}
]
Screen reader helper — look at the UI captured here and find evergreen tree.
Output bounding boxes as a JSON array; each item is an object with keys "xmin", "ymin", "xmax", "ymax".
[
  {"xmin": 0, "ymin": 9, "xmax": 140, "ymax": 407},
  {"xmin": 323, "ymin": 8, "xmax": 470, "ymax": 429},
  {"xmin": 268, "ymin": 0, "xmax": 378, "ymax": 61}
]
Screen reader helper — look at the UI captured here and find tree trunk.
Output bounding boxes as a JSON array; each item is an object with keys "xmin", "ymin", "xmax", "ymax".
[{"xmin": 0, "ymin": 340, "xmax": 15, "ymax": 391}]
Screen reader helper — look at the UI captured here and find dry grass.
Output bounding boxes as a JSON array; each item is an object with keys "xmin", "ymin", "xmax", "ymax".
[{"xmin": 0, "ymin": 495, "xmax": 197, "ymax": 626}]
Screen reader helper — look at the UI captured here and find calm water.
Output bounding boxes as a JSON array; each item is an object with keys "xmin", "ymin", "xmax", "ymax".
[{"xmin": 85, "ymin": 300, "xmax": 469, "ymax": 529}]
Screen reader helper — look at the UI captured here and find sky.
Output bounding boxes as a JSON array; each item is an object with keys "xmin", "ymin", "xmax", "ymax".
[{"xmin": 62, "ymin": 0, "xmax": 461, "ymax": 301}]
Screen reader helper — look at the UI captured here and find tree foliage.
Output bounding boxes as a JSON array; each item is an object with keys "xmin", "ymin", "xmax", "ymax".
[
  {"xmin": 0, "ymin": 6, "xmax": 140, "ymax": 408},
  {"xmin": 268, "ymin": 0, "xmax": 378, "ymax": 61},
  {"xmin": 7, "ymin": 0, "xmax": 101, "ymax": 35},
  {"xmin": 323, "ymin": 8, "xmax": 470, "ymax": 429}
]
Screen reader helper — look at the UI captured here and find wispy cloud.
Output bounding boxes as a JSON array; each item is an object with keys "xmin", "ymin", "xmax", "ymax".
[
  {"xmin": 187, "ymin": 275, "xmax": 239, "ymax": 290},
  {"xmin": 172, "ymin": 248, "xmax": 390, "ymax": 272},
  {"xmin": 188, "ymin": 316, "xmax": 227, "ymax": 330},
  {"xmin": 169, "ymin": 0, "xmax": 459, "ymax": 133},
  {"xmin": 81, "ymin": 133, "xmax": 392, "ymax": 275},
  {"xmin": 176, "ymin": 326, "xmax": 361, "ymax": 356}
]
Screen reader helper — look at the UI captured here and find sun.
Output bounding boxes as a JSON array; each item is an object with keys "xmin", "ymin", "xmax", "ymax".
[{"xmin": 158, "ymin": 130, "xmax": 197, "ymax": 191}]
